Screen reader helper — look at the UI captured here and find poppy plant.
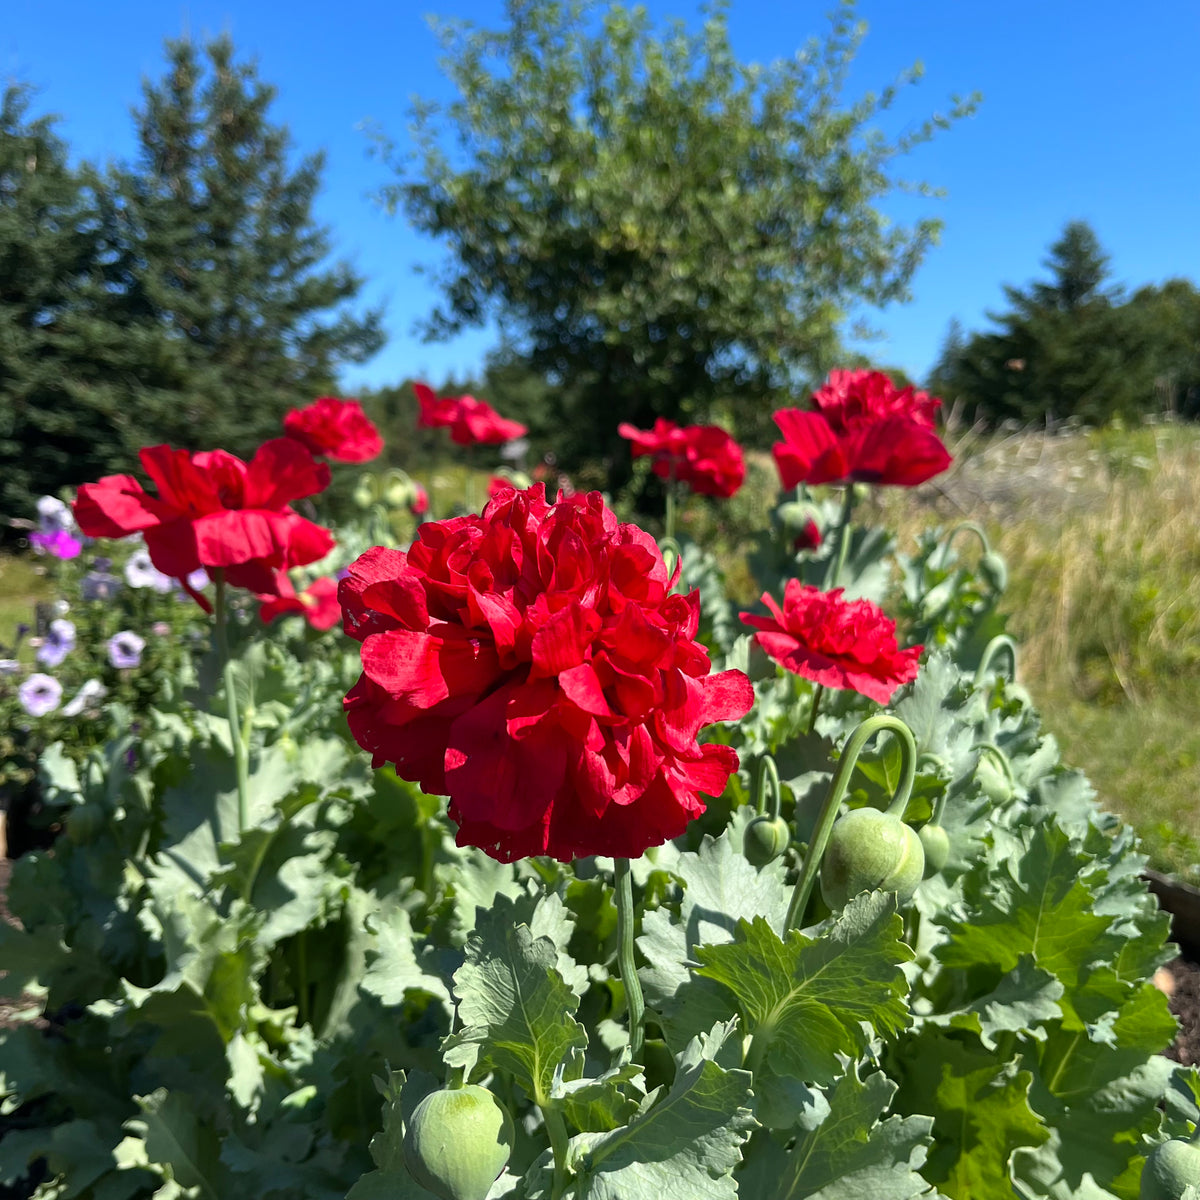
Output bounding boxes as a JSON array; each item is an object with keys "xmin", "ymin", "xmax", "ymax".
[
  {"xmin": 413, "ymin": 382, "xmax": 527, "ymax": 446},
  {"xmin": 72, "ymin": 439, "xmax": 334, "ymax": 607},
  {"xmin": 772, "ymin": 369, "xmax": 952, "ymax": 489},
  {"xmin": 618, "ymin": 418, "xmax": 745, "ymax": 499},
  {"xmin": 341, "ymin": 484, "xmax": 753, "ymax": 862},
  {"xmin": 283, "ymin": 396, "xmax": 384, "ymax": 463},
  {"xmin": 740, "ymin": 580, "xmax": 922, "ymax": 705}
]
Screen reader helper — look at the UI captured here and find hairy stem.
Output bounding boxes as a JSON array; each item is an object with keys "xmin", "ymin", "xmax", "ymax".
[{"xmin": 614, "ymin": 857, "xmax": 645, "ymax": 1060}]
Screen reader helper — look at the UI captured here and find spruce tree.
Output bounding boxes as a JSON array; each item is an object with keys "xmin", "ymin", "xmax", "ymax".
[
  {"xmin": 0, "ymin": 86, "xmax": 127, "ymax": 523},
  {"xmin": 94, "ymin": 36, "xmax": 384, "ymax": 456}
]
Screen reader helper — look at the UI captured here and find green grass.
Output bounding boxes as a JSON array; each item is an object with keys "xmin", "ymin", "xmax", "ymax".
[
  {"xmin": 0, "ymin": 553, "xmax": 52, "ymax": 649},
  {"xmin": 876, "ymin": 419, "xmax": 1200, "ymax": 879}
]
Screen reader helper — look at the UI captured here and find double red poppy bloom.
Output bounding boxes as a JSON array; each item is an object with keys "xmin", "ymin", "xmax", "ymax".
[
  {"xmin": 73, "ymin": 439, "xmax": 334, "ymax": 602},
  {"xmin": 283, "ymin": 396, "xmax": 384, "ymax": 463},
  {"xmin": 413, "ymin": 382, "xmax": 527, "ymax": 446},
  {"xmin": 772, "ymin": 369, "xmax": 952, "ymax": 489},
  {"xmin": 741, "ymin": 580, "xmax": 922, "ymax": 704},
  {"xmin": 618, "ymin": 418, "xmax": 745, "ymax": 499},
  {"xmin": 341, "ymin": 485, "xmax": 753, "ymax": 861}
]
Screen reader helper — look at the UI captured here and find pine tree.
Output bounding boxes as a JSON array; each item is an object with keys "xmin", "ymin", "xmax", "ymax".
[
  {"xmin": 0, "ymin": 86, "xmax": 123, "ymax": 522},
  {"xmin": 93, "ymin": 36, "xmax": 384, "ymax": 456}
]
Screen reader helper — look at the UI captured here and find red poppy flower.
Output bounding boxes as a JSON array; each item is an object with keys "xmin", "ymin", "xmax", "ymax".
[
  {"xmin": 283, "ymin": 396, "xmax": 383, "ymax": 463},
  {"xmin": 258, "ymin": 575, "xmax": 341, "ymax": 631},
  {"xmin": 772, "ymin": 370, "xmax": 951, "ymax": 489},
  {"xmin": 73, "ymin": 439, "xmax": 334, "ymax": 606},
  {"xmin": 341, "ymin": 485, "xmax": 753, "ymax": 862},
  {"xmin": 488, "ymin": 475, "xmax": 517, "ymax": 501},
  {"xmin": 618, "ymin": 418, "xmax": 745, "ymax": 499},
  {"xmin": 814, "ymin": 369, "xmax": 943, "ymax": 432},
  {"xmin": 413, "ymin": 382, "xmax": 527, "ymax": 446},
  {"xmin": 740, "ymin": 580, "xmax": 922, "ymax": 705},
  {"xmin": 410, "ymin": 483, "xmax": 429, "ymax": 516}
]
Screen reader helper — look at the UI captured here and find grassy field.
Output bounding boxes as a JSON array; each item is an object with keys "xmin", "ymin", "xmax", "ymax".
[{"xmin": 873, "ymin": 418, "xmax": 1200, "ymax": 878}]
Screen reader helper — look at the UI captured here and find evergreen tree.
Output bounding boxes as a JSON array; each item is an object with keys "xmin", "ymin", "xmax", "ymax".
[
  {"xmin": 0, "ymin": 86, "xmax": 122, "ymax": 522},
  {"xmin": 930, "ymin": 222, "xmax": 1153, "ymax": 426},
  {"xmin": 93, "ymin": 36, "xmax": 384, "ymax": 456}
]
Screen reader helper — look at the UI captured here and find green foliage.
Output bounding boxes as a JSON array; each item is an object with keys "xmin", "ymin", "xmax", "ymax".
[
  {"xmin": 380, "ymin": 0, "xmax": 976, "ymax": 473},
  {"xmin": 0, "ymin": 462, "xmax": 1193, "ymax": 1200}
]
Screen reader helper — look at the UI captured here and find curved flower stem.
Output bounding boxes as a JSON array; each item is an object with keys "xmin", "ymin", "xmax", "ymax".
[
  {"xmin": 826, "ymin": 485, "xmax": 857, "ymax": 590},
  {"xmin": 664, "ymin": 480, "xmax": 677, "ymax": 544},
  {"xmin": 783, "ymin": 714, "xmax": 918, "ymax": 933},
  {"xmin": 936, "ymin": 520, "xmax": 991, "ymax": 570},
  {"xmin": 755, "ymin": 755, "xmax": 782, "ymax": 819},
  {"xmin": 974, "ymin": 634, "xmax": 1019, "ymax": 687},
  {"xmin": 614, "ymin": 857, "xmax": 645, "ymax": 1060},
  {"xmin": 213, "ymin": 570, "xmax": 250, "ymax": 834}
]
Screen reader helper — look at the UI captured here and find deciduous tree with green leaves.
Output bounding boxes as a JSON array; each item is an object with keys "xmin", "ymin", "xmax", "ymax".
[{"xmin": 378, "ymin": 0, "xmax": 977, "ymax": 475}]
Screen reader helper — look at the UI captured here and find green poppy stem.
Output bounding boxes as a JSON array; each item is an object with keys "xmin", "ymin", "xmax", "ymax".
[
  {"xmin": 212, "ymin": 570, "xmax": 250, "ymax": 834},
  {"xmin": 974, "ymin": 634, "xmax": 1019, "ymax": 686},
  {"xmin": 827, "ymin": 485, "xmax": 856, "ymax": 590},
  {"xmin": 614, "ymin": 857, "xmax": 645, "ymax": 1060},
  {"xmin": 783, "ymin": 714, "xmax": 917, "ymax": 932}
]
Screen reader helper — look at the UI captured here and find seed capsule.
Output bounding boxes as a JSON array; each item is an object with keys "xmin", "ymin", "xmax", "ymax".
[
  {"xmin": 820, "ymin": 807, "xmax": 925, "ymax": 910},
  {"xmin": 403, "ymin": 1085, "xmax": 514, "ymax": 1200}
]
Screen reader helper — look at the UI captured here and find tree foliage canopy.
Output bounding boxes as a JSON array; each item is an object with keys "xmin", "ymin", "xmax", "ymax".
[{"xmin": 379, "ymin": 0, "xmax": 977, "ymax": 470}]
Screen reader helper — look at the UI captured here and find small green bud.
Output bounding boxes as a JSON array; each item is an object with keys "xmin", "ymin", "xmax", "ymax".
[
  {"xmin": 1140, "ymin": 1136, "xmax": 1200, "ymax": 1200},
  {"xmin": 404, "ymin": 1085, "xmax": 514, "ymax": 1200},
  {"xmin": 918, "ymin": 823, "xmax": 950, "ymax": 877},
  {"xmin": 820, "ymin": 807, "xmax": 925, "ymax": 910},
  {"xmin": 976, "ymin": 756, "xmax": 1013, "ymax": 804},
  {"xmin": 743, "ymin": 814, "xmax": 791, "ymax": 866},
  {"xmin": 353, "ymin": 473, "xmax": 380, "ymax": 510},
  {"xmin": 979, "ymin": 551, "xmax": 1008, "ymax": 593}
]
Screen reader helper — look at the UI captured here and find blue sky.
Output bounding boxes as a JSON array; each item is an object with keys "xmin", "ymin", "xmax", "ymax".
[{"xmin": 6, "ymin": 0, "xmax": 1199, "ymax": 393}]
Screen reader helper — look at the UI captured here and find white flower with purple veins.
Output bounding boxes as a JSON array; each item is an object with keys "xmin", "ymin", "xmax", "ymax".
[
  {"xmin": 124, "ymin": 548, "xmax": 173, "ymax": 592},
  {"xmin": 108, "ymin": 630, "xmax": 146, "ymax": 669},
  {"xmin": 36, "ymin": 619, "xmax": 76, "ymax": 667},
  {"xmin": 0, "ymin": 660, "xmax": 19, "ymax": 677},
  {"xmin": 18, "ymin": 673, "xmax": 62, "ymax": 717},
  {"xmin": 62, "ymin": 678, "xmax": 107, "ymax": 717}
]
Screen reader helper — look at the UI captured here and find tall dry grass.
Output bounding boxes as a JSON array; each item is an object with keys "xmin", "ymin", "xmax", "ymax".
[{"xmin": 874, "ymin": 418, "xmax": 1200, "ymax": 874}]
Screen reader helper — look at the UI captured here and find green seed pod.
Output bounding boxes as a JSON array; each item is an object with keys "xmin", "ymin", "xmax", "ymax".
[
  {"xmin": 775, "ymin": 500, "xmax": 811, "ymax": 533},
  {"xmin": 65, "ymin": 802, "xmax": 105, "ymax": 845},
  {"xmin": 820, "ymin": 807, "xmax": 925, "ymax": 910},
  {"xmin": 743, "ymin": 815, "xmax": 791, "ymax": 866},
  {"xmin": 404, "ymin": 1085, "xmax": 514, "ymax": 1200},
  {"xmin": 381, "ymin": 469, "xmax": 415, "ymax": 510},
  {"xmin": 976, "ymin": 756, "xmax": 1013, "ymax": 804},
  {"xmin": 979, "ymin": 551, "xmax": 1008, "ymax": 594},
  {"xmin": 918, "ymin": 823, "xmax": 950, "ymax": 877},
  {"xmin": 353, "ymin": 472, "xmax": 380, "ymax": 510},
  {"xmin": 1140, "ymin": 1136, "xmax": 1200, "ymax": 1200}
]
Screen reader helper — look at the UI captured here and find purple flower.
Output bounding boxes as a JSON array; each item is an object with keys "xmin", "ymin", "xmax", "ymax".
[
  {"xmin": 124, "ymin": 548, "xmax": 173, "ymax": 592},
  {"xmin": 18, "ymin": 673, "xmax": 62, "ymax": 717},
  {"xmin": 36, "ymin": 619, "xmax": 76, "ymax": 667},
  {"xmin": 62, "ymin": 678, "xmax": 107, "ymax": 717},
  {"xmin": 107, "ymin": 630, "xmax": 145, "ymax": 669},
  {"xmin": 81, "ymin": 571, "xmax": 122, "ymax": 602},
  {"xmin": 29, "ymin": 529, "xmax": 83, "ymax": 560}
]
